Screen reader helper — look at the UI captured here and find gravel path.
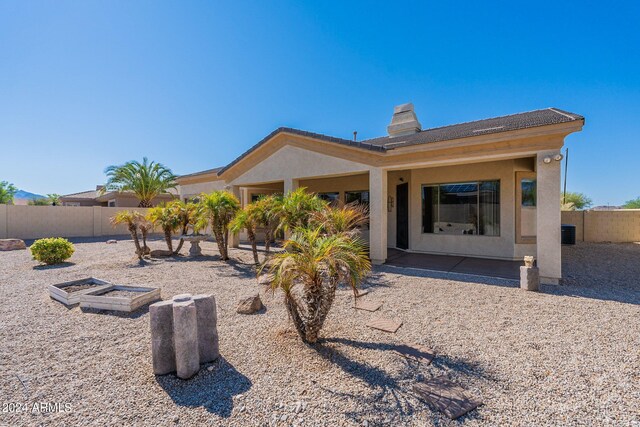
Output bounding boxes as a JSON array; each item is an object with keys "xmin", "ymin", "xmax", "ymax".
[{"xmin": 1, "ymin": 238, "xmax": 638, "ymax": 426}]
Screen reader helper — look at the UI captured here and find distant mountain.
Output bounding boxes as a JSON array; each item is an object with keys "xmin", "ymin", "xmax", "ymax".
[{"xmin": 14, "ymin": 190, "xmax": 46, "ymax": 200}]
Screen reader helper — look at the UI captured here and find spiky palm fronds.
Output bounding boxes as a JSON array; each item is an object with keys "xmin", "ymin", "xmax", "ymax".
[
  {"xmin": 311, "ymin": 202, "xmax": 369, "ymax": 237},
  {"xmin": 104, "ymin": 157, "xmax": 177, "ymax": 207},
  {"xmin": 110, "ymin": 210, "xmax": 145, "ymax": 259},
  {"xmin": 263, "ymin": 227, "xmax": 371, "ymax": 343},
  {"xmin": 199, "ymin": 191, "xmax": 240, "ymax": 261},
  {"xmin": 275, "ymin": 188, "xmax": 327, "ymax": 233},
  {"xmin": 147, "ymin": 204, "xmax": 181, "ymax": 252}
]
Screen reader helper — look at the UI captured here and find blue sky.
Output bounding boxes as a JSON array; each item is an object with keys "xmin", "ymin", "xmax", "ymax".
[{"xmin": 1, "ymin": 1, "xmax": 639, "ymax": 205}]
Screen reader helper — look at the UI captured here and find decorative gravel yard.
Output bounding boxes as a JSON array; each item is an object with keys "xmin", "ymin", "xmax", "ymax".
[{"xmin": 1, "ymin": 238, "xmax": 638, "ymax": 426}]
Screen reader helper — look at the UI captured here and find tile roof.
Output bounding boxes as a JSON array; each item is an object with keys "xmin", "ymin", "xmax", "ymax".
[
  {"xmin": 200, "ymin": 107, "xmax": 584, "ymax": 177},
  {"xmin": 363, "ymin": 108, "xmax": 584, "ymax": 149},
  {"xmin": 178, "ymin": 167, "xmax": 224, "ymax": 179},
  {"xmin": 60, "ymin": 190, "xmax": 98, "ymax": 199}
]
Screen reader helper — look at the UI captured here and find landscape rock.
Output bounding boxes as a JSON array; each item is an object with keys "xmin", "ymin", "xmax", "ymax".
[
  {"xmin": 520, "ymin": 266, "xmax": 540, "ymax": 291},
  {"xmin": 0, "ymin": 239, "xmax": 26, "ymax": 251},
  {"xmin": 257, "ymin": 274, "xmax": 273, "ymax": 286},
  {"xmin": 236, "ymin": 294, "xmax": 263, "ymax": 314},
  {"xmin": 106, "ymin": 239, "xmax": 118, "ymax": 244},
  {"xmin": 150, "ymin": 249, "xmax": 173, "ymax": 258}
]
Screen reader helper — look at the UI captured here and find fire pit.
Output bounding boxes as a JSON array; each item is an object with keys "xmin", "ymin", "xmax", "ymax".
[
  {"xmin": 49, "ymin": 278, "xmax": 112, "ymax": 305},
  {"xmin": 80, "ymin": 285, "xmax": 161, "ymax": 313}
]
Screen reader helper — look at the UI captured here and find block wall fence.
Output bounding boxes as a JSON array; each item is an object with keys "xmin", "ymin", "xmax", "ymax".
[
  {"xmin": 1, "ymin": 204, "xmax": 639, "ymax": 243},
  {"xmin": 0, "ymin": 205, "xmax": 149, "ymax": 240},
  {"xmin": 561, "ymin": 210, "xmax": 640, "ymax": 243}
]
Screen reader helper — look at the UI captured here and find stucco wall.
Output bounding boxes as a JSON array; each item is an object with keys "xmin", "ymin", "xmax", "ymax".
[
  {"xmin": 178, "ymin": 180, "xmax": 226, "ymax": 199},
  {"xmin": 407, "ymin": 159, "xmax": 532, "ymax": 260},
  {"xmin": 229, "ymin": 144, "xmax": 371, "ymax": 186},
  {"xmin": 561, "ymin": 210, "xmax": 640, "ymax": 242},
  {"xmin": 0, "ymin": 205, "xmax": 149, "ymax": 240}
]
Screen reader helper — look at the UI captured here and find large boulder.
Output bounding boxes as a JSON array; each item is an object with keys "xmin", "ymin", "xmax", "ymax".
[
  {"xmin": 0, "ymin": 239, "xmax": 26, "ymax": 251},
  {"xmin": 236, "ymin": 294, "xmax": 263, "ymax": 314}
]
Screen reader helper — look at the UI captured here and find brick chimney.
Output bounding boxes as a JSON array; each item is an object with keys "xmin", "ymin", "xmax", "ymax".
[{"xmin": 387, "ymin": 103, "xmax": 422, "ymax": 137}]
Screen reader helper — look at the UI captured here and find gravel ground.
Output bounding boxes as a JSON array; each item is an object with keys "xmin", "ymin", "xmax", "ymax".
[{"xmin": 1, "ymin": 238, "xmax": 639, "ymax": 426}]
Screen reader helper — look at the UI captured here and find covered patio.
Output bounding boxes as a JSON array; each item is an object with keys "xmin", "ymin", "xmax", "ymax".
[{"xmin": 386, "ymin": 248, "xmax": 521, "ymax": 280}]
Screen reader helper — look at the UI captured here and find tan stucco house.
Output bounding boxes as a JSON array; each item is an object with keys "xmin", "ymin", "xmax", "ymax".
[
  {"xmin": 177, "ymin": 104, "xmax": 584, "ymax": 284},
  {"xmin": 60, "ymin": 186, "xmax": 176, "ymax": 207}
]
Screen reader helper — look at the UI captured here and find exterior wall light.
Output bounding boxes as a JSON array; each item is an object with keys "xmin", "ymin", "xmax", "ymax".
[
  {"xmin": 543, "ymin": 157, "xmax": 552, "ymax": 164},
  {"xmin": 387, "ymin": 195, "xmax": 394, "ymax": 212},
  {"xmin": 553, "ymin": 153, "xmax": 564, "ymax": 162}
]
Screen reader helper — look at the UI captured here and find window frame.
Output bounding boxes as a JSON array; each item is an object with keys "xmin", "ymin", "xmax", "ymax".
[
  {"xmin": 421, "ymin": 179, "xmax": 501, "ymax": 237},
  {"xmin": 515, "ymin": 171, "xmax": 537, "ymax": 244}
]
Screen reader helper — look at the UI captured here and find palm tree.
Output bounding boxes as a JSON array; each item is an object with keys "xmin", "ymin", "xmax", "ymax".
[
  {"xmin": 147, "ymin": 204, "xmax": 180, "ymax": 253},
  {"xmin": 259, "ymin": 194, "xmax": 283, "ymax": 253},
  {"xmin": 264, "ymin": 227, "xmax": 371, "ymax": 344},
  {"xmin": 230, "ymin": 203, "xmax": 262, "ymax": 265},
  {"xmin": 311, "ymin": 202, "xmax": 369, "ymax": 237},
  {"xmin": 199, "ymin": 191, "xmax": 240, "ymax": 261},
  {"xmin": 110, "ymin": 211, "xmax": 144, "ymax": 259},
  {"xmin": 276, "ymin": 188, "xmax": 327, "ymax": 233},
  {"xmin": 104, "ymin": 157, "xmax": 177, "ymax": 207},
  {"xmin": 169, "ymin": 200, "xmax": 202, "ymax": 254}
]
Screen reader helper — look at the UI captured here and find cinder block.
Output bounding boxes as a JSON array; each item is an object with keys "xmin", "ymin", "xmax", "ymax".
[
  {"xmin": 150, "ymin": 300, "xmax": 176, "ymax": 375},
  {"xmin": 193, "ymin": 294, "xmax": 219, "ymax": 363},
  {"xmin": 173, "ymin": 299, "xmax": 200, "ymax": 379}
]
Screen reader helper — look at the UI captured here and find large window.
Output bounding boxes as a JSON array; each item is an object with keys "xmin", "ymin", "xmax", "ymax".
[
  {"xmin": 422, "ymin": 181, "xmax": 500, "ymax": 236},
  {"xmin": 317, "ymin": 192, "xmax": 340, "ymax": 206},
  {"xmin": 345, "ymin": 190, "xmax": 369, "ymax": 206}
]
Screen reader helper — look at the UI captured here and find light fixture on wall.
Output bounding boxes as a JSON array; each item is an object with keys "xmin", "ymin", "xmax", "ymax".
[
  {"xmin": 543, "ymin": 153, "xmax": 564, "ymax": 164},
  {"xmin": 387, "ymin": 195, "xmax": 394, "ymax": 212}
]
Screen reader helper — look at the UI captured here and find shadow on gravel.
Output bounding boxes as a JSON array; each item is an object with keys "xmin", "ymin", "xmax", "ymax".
[
  {"xmin": 316, "ymin": 337, "xmax": 492, "ymax": 425},
  {"xmin": 79, "ymin": 304, "xmax": 152, "ymax": 319},
  {"xmin": 33, "ymin": 262, "xmax": 76, "ymax": 270},
  {"xmin": 156, "ymin": 356, "xmax": 252, "ymax": 418}
]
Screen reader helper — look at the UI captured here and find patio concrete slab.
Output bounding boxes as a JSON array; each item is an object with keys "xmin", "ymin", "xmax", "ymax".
[
  {"xmin": 413, "ymin": 375, "xmax": 482, "ymax": 420},
  {"xmin": 386, "ymin": 249, "xmax": 520, "ymax": 280}
]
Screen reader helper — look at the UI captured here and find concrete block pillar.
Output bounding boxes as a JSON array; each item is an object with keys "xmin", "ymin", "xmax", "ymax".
[
  {"xmin": 172, "ymin": 296, "xmax": 200, "ymax": 379},
  {"xmin": 230, "ymin": 185, "xmax": 242, "ymax": 248},
  {"xmin": 536, "ymin": 150, "xmax": 562, "ymax": 284},
  {"xmin": 149, "ymin": 300, "xmax": 176, "ymax": 375},
  {"xmin": 193, "ymin": 294, "xmax": 219, "ymax": 363},
  {"xmin": 369, "ymin": 168, "xmax": 388, "ymax": 264},
  {"xmin": 150, "ymin": 294, "xmax": 219, "ymax": 379}
]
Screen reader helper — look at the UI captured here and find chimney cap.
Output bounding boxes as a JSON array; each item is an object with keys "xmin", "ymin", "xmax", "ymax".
[{"xmin": 387, "ymin": 102, "xmax": 422, "ymax": 137}]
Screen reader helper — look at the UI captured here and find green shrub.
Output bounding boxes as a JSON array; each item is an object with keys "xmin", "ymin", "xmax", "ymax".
[{"xmin": 30, "ymin": 238, "xmax": 75, "ymax": 265}]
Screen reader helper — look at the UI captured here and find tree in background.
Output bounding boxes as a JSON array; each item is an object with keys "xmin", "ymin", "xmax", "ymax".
[
  {"xmin": 47, "ymin": 194, "xmax": 61, "ymax": 206},
  {"xmin": 0, "ymin": 181, "xmax": 18, "ymax": 204},
  {"xmin": 561, "ymin": 191, "xmax": 593, "ymax": 211},
  {"xmin": 28, "ymin": 198, "xmax": 50, "ymax": 206},
  {"xmin": 622, "ymin": 197, "xmax": 640, "ymax": 209},
  {"xmin": 104, "ymin": 157, "xmax": 177, "ymax": 207}
]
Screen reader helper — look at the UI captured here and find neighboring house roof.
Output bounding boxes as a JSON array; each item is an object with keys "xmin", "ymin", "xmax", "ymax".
[
  {"xmin": 212, "ymin": 107, "xmax": 583, "ymax": 177},
  {"xmin": 60, "ymin": 189, "xmax": 176, "ymax": 202},
  {"xmin": 178, "ymin": 167, "xmax": 224, "ymax": 179},
  {"xmin": 59, "ymin": 190, "xmax": 99, "ymax": 200}
]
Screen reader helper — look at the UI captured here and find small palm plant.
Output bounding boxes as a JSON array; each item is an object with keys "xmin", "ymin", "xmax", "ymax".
[
  {"xmin": 259, "ymin": 194, "xmax": 283, "ymax": 253},
  {"xmin": 230, "ymin": 202, "xmax": 269, "ymax": 265},
  {"xmin": 311, "ymin": 202, "xmax": 369, "ymax": 237},
  {"xmin": 110, "ymin": 211, "xmax": 144, "ymax": 259},
  {"xmin": 199, "ymin": 191, "xmax": 240, "ymax": 261},
  {"xmin": 169, "ymin": 200, "xmax": 202, "ymax": 254},
  {"xmin": 276, "ymin": 188, "xmax": 327, "ymax": 232},
  {"xmin": 147, "ymin": 204, "xmax": 180, "ymax": 253},
  {"xmin": 264, "ymin": 227, "xmax": 371, "ymax": 343},
  {"xmin": 104, "ymin": 157, "xmax": 177, "ymax": 207}
]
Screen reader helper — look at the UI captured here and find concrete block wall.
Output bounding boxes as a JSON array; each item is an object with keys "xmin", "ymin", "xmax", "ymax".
[
  {"xmin": 0, "ymin": 205, "xmax": 149, "ymax": 240},
  {"xmin": 561, "ymin": 210, "xmax": 640, "ymax": 243}
]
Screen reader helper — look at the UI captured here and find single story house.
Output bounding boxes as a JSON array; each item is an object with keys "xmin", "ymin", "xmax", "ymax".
[
  {"xmin": 177, "ymin": 104, "xmax": 584, "ymax": 284},
  {"xmin": 60, "ymin": 186, "xmax": 176, "ymax": 207}
]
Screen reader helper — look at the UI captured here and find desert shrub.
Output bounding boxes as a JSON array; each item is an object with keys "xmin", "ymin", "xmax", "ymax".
[{"xmin": 30, "ymin": 238, "xmax": 75, "ymax": 265}]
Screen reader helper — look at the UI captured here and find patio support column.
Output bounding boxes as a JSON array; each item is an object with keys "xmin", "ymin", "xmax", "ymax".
[
  {"xmin": 369, "ymin": 168, "xmax": 388, "ymax": 264},
  {"xmin": 283, "ymin": 178, "xmax": 299, "ymax": 194},
  {"xmin": 230, "ymin": 185, "xmax": 241, "ymax": 248},
  {"xmin": 536, "ymin": 150, "xmax": 562, "ymax": 284}
]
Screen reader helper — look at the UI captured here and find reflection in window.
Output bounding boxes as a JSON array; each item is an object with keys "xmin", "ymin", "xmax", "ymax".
[
  {"xmin": 345, "ymin": 190, "xmax": 369, "ymax": 206},
  {"xmin": 422, "ymin": 181, "xmax": 500, "ymax": 236},
  {"xmin": 317, "ymin": 192, "xmax": 340, "ymax": 206},
  {"xmin": 521, "ymin": 179, "xmax": 536, "ymax": 207}
]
